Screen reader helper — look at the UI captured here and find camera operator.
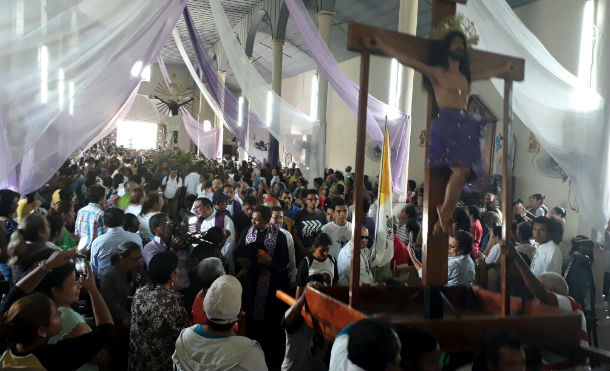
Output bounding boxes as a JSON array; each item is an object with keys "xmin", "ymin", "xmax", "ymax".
[{"xmin": 189, "ymin": 197, "xmax": 236, "ymax": 274}]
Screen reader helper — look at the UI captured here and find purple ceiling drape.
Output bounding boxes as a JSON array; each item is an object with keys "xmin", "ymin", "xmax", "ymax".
[
  {"xmin": 0, "ymin": 0, "xmax": 187, "ymax": 194},
  {"xmin": 284, "ymin": 0, "xmax": 411, "ymax": 191},
  {"xmin": 183, "ymin": 8, "xmax": 269, "ymax": 147}
]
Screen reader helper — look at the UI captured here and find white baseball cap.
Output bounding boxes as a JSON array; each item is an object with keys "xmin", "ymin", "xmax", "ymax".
[{"xmin": 204, "ymin": 275, "xmax": 242, "ymax": 325}]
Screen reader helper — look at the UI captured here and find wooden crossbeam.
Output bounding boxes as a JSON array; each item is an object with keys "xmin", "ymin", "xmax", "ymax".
[{"xmin": 346, "ymin": 23, "xmax": 525, "ymax": 82}]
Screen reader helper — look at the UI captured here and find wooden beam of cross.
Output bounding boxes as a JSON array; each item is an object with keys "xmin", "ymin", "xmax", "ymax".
[{"xmin": 345, "ymin": 0, "xmax": 524, "ymax": 316}]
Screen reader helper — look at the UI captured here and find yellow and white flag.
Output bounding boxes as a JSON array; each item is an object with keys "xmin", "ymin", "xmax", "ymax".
[{"xmin": 371, "ymin": 125, "xmax": 394, "ymax": 267}]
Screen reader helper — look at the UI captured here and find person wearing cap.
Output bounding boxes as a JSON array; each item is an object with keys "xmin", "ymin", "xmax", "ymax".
[
  {"xmin": 191, "ymin": 197, "xmax": 237, "ymax": 274},
  {"xmin": 173, "ymin": 275, "xmax": 268, "ymax": 371},
  {"xmin": 234, "ymin": 205, "xmax": 289, "ymax": 369}
]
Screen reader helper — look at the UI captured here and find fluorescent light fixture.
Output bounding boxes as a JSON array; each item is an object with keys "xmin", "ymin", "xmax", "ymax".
[
  {"xmin": 578, "ymin": 0, "xmax": 594, "ymax": 86},
  {"xmin": 58, "ymin": 68, "xmax": 65, "ymax": 110},
  {"xmin": 68, "ymin": 80, "xmax": 75, "ymax": 115},
  {"xmin": 310, "ymin": 74, "xmax": 318, "ymax": 119},
  {"xmin": 130, "ymin": 61, "xmax": 143, "ymax": 78},
  {"xmin": 40, "ymin": 45, "xmax": 48, "ymax": 104},
  {"xmin": 388, "ymin": 58, "xmax": 402, "ymax": 108},
  {"xmin": 203, "ymin": 120, "xmax": 212, "ymax": 132},
  {"xmin": 238, "ymin": 96, "xmax": 244, "ymax": 127},
  {"xmin": 141, "ymin": 65, "xmax": 151, "ymax": 82},
  {"xmin": 265, "ymin": 90, "xmax": 273, "ymax": 126},
  {"xmin": 15, "ymin": 0, "xmax": 24, "ymax": 36}
]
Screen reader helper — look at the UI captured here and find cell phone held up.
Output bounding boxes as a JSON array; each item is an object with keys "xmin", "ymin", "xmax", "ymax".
[{"xmin": 74, "ymin": 255, "xmax": 88, "ymax": 279}]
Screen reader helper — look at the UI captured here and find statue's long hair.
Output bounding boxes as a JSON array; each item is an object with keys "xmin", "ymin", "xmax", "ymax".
[{"xmin": 422, "ymin": 30, "xmax": 471, "ymax": 94}]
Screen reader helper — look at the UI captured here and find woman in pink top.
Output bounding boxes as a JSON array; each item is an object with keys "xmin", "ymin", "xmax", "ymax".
[{"xmin": 467, "ymin": 206, "xmax": 483, "ymax": 259}]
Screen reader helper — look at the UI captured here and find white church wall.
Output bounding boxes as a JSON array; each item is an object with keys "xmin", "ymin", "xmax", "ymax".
[{"xmin": 281, "ymin": 55, "xmax": 393, "ymax": 180}]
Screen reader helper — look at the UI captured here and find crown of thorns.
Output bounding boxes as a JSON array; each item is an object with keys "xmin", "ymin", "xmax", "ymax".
[{"xmin": 431, "ymin": 13, "xmax": 479, "ymax": 47}]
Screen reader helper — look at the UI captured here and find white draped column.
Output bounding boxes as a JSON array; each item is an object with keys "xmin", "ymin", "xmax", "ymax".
[
  {"xmin": 395, "ymin": 0, "xmax": 418, "ymax": 195},
  {"xmin": 269, "ymin": 38, "xmax": 284, "ymax": 166},
  {"xmin": 215, "ymin": 70, "xmax": 226, "ymax": 159},
  {"xmin": 317, "ymin": 10, "xmax": 334, "ymax": 168}
]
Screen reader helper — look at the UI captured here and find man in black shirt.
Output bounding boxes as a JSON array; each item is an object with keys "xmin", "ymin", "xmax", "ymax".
[
  {"xmin": 233, "ymin": 196, "xmax": 258, "ymax": 240},
  {"xmin": 292, "ymin": 189, "xmax": 326, "ymax": 265}
]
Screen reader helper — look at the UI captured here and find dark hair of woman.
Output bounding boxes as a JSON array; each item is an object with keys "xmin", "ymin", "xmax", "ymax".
[
  {"xmin": 58, "ymin": 188, "xmax": 74, "ymax": 202},
  {"xmin": 0, "ymin": 293, "xmax": 53, "ymax": 345},
  {"xmin": 141, "ymin": 193, "xmax": 161, "ymax": 214},
  {"xmin": 46, "ymin": 213, "xmax": 65, "ymax": 241},
  {"xmin": 8, "ymin": 215, "xmax": 49, "ymax": 266},
  {"xmin": 467, "ymin": 205, "xmax": 481, "ymax": 220},
  {"xmin": 36, "ymin": 263, "xmax": 76, "ymax": 300},
  {"xmin": 0, "ymin": 189, "xmax": 20, "ymax": 217},
  {"xmin": 454, "ymin": 230, "xmax": 474, "ymax": 255},
  {"xmin": 53, "ymin": 200, "xmax": 73, "ymax": 216},
  {"xmin": 552, "ymin": 206, "xmax": 566, "ymax": 218},
  {"xmin": 452, "ymin": 207, "xmax": 471, "ymax": 232}
]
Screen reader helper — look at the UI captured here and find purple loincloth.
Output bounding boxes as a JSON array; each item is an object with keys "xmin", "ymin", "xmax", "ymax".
[{"xmin": 427, "ymin": 108, "xmax": 486, "ymax": 181}]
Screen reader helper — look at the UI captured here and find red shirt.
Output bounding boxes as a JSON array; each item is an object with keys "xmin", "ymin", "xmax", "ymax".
[
  {"xmin": 191, "ymin": 292, "xmax": 239, "ymax": 333},
  {"xmin": 471, "ymin": 219, "xmax": 483, "ymax": 259},
  {"xmin": 391, "ymin": 234, "xmax": 410, "ymax": 268}
]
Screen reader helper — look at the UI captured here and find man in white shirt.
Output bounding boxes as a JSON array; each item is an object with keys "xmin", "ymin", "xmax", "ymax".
[
  {"xmin": 173, "ymin": 276, "xmax": 268, "ymax": 371},
  {"xmin": 183, "ymin": 166, "xmax": 201, "ymax": 196},
  {"xmin": 530, "ymin": 217, "xmax": 563, "ymax": 276},
  {"xmin": 337, "ymin": 225, "xmax": 374, "ymax": 286},
  {"xmin": 190, "ymin": 197, "xmax": 236, "ymax": 274},
  {"xmin": 271, "ymin": 207, "xmax": 297, "ymax": 284},
  {"xmin": 162, "ymin": 168, "xmax": 183, "ymax": 199},
  {"xmin": 161, "ymin": 167, "xmax": 184, "ymax": 219},
  {"xmin": 321, "ymin": 199, "xmax": 352, "ymax": 259}
]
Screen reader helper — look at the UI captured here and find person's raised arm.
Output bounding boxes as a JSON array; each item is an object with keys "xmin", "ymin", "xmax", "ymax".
[
  {"xmin": 501, "ymin": 244, "xmax": 555, "ymax": 305},
  {"xmin": 363, "ymin": 35, "xmax": 438, "ymax": 83},
  {"xmin": 284, "ymin": 291, "xmax": 307, "ymax": 327},
  {"xmin": 407, "ymin": 244, "xmax": 422, "ymax": 272},
  {"xmin": 81, "ymin": 263, "xmax": 114, "ymax": 326},
  {"xmin": 17, "ymin": 250, "xmax": 77, "ymax": 293}
]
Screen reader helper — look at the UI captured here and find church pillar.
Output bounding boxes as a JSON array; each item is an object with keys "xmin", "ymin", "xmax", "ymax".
[
  {"xmin": 215, "ymin": 71, "xmax": 226, "ymax": 159},
  {"xmin": 269, "ymin": 38, "xmax": 284, "ymax": 167},
  {"xmin": 396, "ymin": 0, "xmax": 418, "ymax": 194},
  {"xmin": 317, "ymin": 10, "xmax": 334, "ymax": 169}
]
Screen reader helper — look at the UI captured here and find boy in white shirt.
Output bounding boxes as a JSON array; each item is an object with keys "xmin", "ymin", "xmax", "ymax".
[{"xmin": 321, "ymin": 199, "xmax": 352, "ymax": 259}]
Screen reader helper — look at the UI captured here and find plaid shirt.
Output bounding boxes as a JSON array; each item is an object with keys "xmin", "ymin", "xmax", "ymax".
[{"xmin": 75, "ymin": 203, "xmax": 105, "ymax": 252}]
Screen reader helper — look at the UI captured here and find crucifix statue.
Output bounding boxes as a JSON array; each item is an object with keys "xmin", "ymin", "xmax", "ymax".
[
  {"xmin": 345, "ymin": 0, "xmax": 524, "ymax": 315},
  {"xmin": 154, "ymin": 82, "xmax": 195, "ymax": 144}
]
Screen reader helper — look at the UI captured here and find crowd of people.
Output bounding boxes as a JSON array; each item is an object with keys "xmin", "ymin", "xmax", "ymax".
[{"xmin": 0, "ymin": 145, "xmax": 596, "ymax": 370}]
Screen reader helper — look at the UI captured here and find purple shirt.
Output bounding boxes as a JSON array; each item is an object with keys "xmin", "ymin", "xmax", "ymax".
[{"xmin": 142, "ymin": 236, "xmax": 167, "ymax": 266}]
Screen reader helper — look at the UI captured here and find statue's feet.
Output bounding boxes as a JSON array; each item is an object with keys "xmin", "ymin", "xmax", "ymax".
[{"xmin": 433, "ymin": 206, "xmax": 451, "ymax": 236}]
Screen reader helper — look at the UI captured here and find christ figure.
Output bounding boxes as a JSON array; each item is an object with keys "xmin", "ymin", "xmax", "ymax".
[{"xmin": 364, "ymin": 30, "xmax": 513, "ymax": 235}]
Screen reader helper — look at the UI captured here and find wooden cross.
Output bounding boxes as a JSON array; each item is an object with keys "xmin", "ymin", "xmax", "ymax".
[{"xmin": 346, "ymin": 0, "xmax": 524, "ymax": 315}]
